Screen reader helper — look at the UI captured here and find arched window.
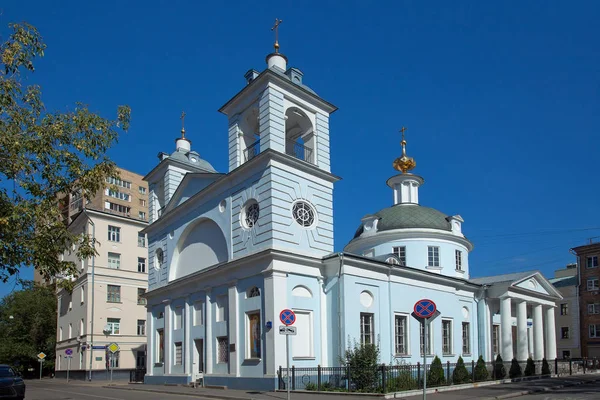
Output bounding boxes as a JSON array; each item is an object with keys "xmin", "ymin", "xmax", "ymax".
[
  {"xmin": 386, "ymin": 257, "xmax": 400, "ymax": 265},
  {"xmin": 247, "ymin": 286, "xmax": 260, "ymax": 298}
]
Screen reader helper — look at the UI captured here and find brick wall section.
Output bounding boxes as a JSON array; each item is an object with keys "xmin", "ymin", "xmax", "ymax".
[{"xmin": 574, "ymin": 243, "xmax": 600, "ymax": 357}]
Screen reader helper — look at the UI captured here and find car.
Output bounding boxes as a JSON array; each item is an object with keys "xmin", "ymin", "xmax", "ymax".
[{"xmin": 0, "ymin": 365, "xmax": 25, "ymax": 400}]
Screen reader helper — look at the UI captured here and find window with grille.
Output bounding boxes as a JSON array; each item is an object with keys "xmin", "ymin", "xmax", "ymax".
[
  {"xmin": 107, "ymin": 252, "xmax": 121, "ymax": 269},
  {"xmin": 561, "ymin": 327, "xmax": 569, "ymax": 339},
  {"xmin": 462, "ymin": 322, "xmax": 470, "ymax": 354},
  {"xmin": 194, "ymin": 302, "xmax": 203, "ymax": 326},
  {"xmin": 217, "ymin": 336, "xmax": 229, "ymax": 363},
  {"xmin": 107, "ymin": 318, "xmax": 120, "ymax": 335},
  {"xmin": 455, "ymin": 250, "xmax": 463, "ymax": 271},
  {"xmin": 292, "ymin": 201, "xmax": 316, "ymax": 227},
  {"xmin": 137, "ymin": 288, "xmax": 146, "ymax": 305},
  {"xmin": 360, "ymin": 313, "xmax": 374, "ymax": 345},
  {"xmin": 392, "ymin": 246, "xmax": 406, "ymax": 265},
  {"xmin": 137, "ymin": 320, "xmax": 146, "ymax": 336},
  {"xmin": 138, "ymin": 232, "xmax": 146, "ymax": 247},
  {"xmin": 587, "ymin": 256, "xmax": 599, "ymax": 268},
  {"xmin": 428, "ymin": 246, "xmax": 440, "ymax": 268},
  {"xmin": 138, "ymin": 257, "xmax": 146, "ymax": 273},
  {"xmin": 588, "ymin": 278, "xmax": 599, "ymax": 291},
  {"xmin": 394, "ymin": 314, "xmax": 408, "ymax": 355},
  {"xmin": 108, "ymin": 225, "xmax": 121, "ymax": 242},
  {"xmin": 560, "ymin": 303, "xmax": 568, "ymax": 315},
  {"xmin": 442, "ymin": 320, "xmax": 452, "ymax": 355},
  {"xmin": 174, "ymin": 342, "xmax": 183, "ymax": 365},
  {"xmin": 107, "ymin": 285, "xmax": 120, "ymax": 303},
  {"xmin": 492, "ymin": 325, "xmax": 500, "ymax": 355}
]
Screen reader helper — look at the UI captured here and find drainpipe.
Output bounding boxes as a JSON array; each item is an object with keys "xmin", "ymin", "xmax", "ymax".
[{"xmin": 338, "ymin": 253, "xmax": 344, "ymax": 365}]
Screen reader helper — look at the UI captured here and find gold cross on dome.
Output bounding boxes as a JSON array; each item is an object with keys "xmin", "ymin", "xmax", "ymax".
[
  {"xmin": 400, "ymin": 126, "xmax": 407, "ymax": 141},
  {"xmin": 180, "ymin": 111, "xmax": 186, "ymax": 138},
  {"xmin": 271, "ymin": 18, "xmax": 283, "ymax": 53}
]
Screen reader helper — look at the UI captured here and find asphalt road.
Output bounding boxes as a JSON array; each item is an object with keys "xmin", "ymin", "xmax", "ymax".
[
  {"xmin": 517, "ymin": 378, "xmax": 600, "ymax": 399},
  {"xmin": 24, "ymin": 380, "xmax": 219, "ymax": 400}
]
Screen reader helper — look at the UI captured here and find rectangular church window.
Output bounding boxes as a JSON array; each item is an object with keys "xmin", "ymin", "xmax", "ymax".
[
  {"xmin": 217, "ymin": 336, "xmax": 229, "ymax": 363},
  {"xmin": 292, "ymin": 310, "xmax": 313, "ymax": 358},
  {"xmin": 492, "ymin": 325, "xmax": 500, "ymax": 355},
  {"xmin": 442, "ymin": 319, "xmax": 452, "ymax": 355},
  {"xmin": 360, "ymin": 313, "xmax": 374, "ymax": 345},
  {"xmin": 174, "ymin": 342, "xmax": 183, "ymax": 365},
  {"xmin": 247, "ymin": 311, "xmax": 261, "ymax": 359},
  {"xmin": 462, "ymin": 322, "xmax": 470, "ymax": 354},
  {"xmin": 392, "ymin": 246, "xmax": 406, "ymax": 265},
  {"xmin": 394, "ymin": 314, "xmax": 408, "ymax": 355},
  {"xmin": 428, "ymin": 246, "xmax": 440, "ymax": 268},
  {"xmin": 455, "ymin": 250, "xmax": 463, "ymax": 271},
  {"xmin": 157, "ymin": 329, "xmax": 164, "ymax": 363}
]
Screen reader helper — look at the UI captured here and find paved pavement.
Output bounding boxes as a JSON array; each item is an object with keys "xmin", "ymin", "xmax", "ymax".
[{"xmin": 22, "ymin": 373, "xmax": 600, "ymax": 400}]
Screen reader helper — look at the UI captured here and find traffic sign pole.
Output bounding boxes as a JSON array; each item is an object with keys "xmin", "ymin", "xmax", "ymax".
[
  {"xmin": 279, "ymin": 309, "xmax": 296, "ymax": 400},
  {"xmin": 67, "ymin": 356, "xmax": 71, "ymax": 383},
  {"xmin": 286, "ymin": 333, "xmax": 290, "ymax": 400},
  {"xmin": 39, "ymin": 359, "xmax": 43, "ymax": 380},
  {"xmin": 423, "ymin": 319, "xmax": 428, "ymax": 400}
]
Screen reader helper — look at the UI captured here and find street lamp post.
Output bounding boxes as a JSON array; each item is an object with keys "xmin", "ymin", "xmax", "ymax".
[{"xmin": 84, "ymin": 211, "xmax": 96, "ymax": 382}]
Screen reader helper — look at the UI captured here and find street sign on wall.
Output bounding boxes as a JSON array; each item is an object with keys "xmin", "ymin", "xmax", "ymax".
[
  {"xmin": 279, "ymin": 326, "xmax": 297, "ymax": 335},
  {"xmin": 279, "ymin": 309, "xmax": 296, "ymax": 326},
  {"xmin": 413, "ymin": 299, "xmax": 437, "ymax": 319}
]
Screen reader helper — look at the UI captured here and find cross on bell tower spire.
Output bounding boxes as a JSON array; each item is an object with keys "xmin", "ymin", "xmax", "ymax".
[
  {"xmin": 393, "ymin": 126, "xmax": 417, "ymax": 173},
  {"xmin": 180, "ymin": 111, "xmax": 186, "ymax": 138},
  {"xmin": 271, "ymin": 18, "xmax": 283, "ymax": 53}
]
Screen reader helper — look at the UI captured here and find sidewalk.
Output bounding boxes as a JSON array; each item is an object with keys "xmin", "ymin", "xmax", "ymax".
[{"xmin": 98, "ymin": 373, "xmax": 600, "ymax": 400}]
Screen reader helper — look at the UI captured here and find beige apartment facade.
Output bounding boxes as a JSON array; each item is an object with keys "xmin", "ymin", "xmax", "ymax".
[
  {"xmin": 52, "ymin": 168, "xmax": 149, "ymax": 379},
  {"xmin": 549, "ymin": 264, "xmax": 581, "ymax": 359}
]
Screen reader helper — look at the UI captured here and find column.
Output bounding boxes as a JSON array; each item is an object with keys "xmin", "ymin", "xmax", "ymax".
[
  {"xmin": 164, "ymin": 300, "xmax": 172, "ymax": 374},
  {"xmin": 205, "ymin": 289, "xmax": 213, "ymax": 374},
  {"xmin": 264, "ymin": 271, "xmax": 288, "ymax": 375},
  {"xmin": 184, "ymin": 297, "xmax": 192, "ymax": 376},
  {"xmin": 228, "ymin": 282, "xmax": 239, "ymax": 377},
  {"xmin": 532, "ymin": 304, "xmax": 544, "ymax": 360},
  {"xmin": 318, "ymin": 277, "xmax": 328, "ymax": 366},
  {"xmin": 146, "ymin": 309, "xmax": 154, "ymax": 375},
  {"xmin": 500, "ymin": 297, "xmax": 513, "ymax": 361},
  {"xmin": 544, "ymin": 306, "xmax": 557, "ymax": 359},
  {"xmin": 516, "ymin": 301, "xmax": 528, "ymax": 361}
]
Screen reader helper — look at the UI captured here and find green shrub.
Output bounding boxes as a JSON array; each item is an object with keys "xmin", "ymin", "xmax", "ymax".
[
  {"xmin": 494, "ymin": 355, "xmax": 506, "ymax": 380},
  {"xmin": 509, "ymin": 358, "xmax": 522, "ymax": 378},
  {"xmin": 427, "ymin": 356, "xmax": 446, "ymax": 387},
  {"xmin": 341, "ymin": 338, "xmax": 380, "ymax": 392},
  {"xmin": 474, "ymin": 356, "xmax": 489, "ymax": 381},
  {"xmin": 452, "ymin": 356, "xmax": 471, "ymax": 384},
  {"xmin": 387, "ymin": 370, "xmax": 418, "ymax": 392},
  {"xmin": 304, "ymin": 382, "xmax": 317, "ymax": 391},
  {"xmin": 524, "ymin": 357, "xmax": 535, "ymax": 376},
  {"xmin": 541, "ymin": 358, "xmax": 551, "ymax": 375}
]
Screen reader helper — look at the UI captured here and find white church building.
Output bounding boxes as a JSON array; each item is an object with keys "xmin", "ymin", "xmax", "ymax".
[{"xmin": 142, "ymin": 42, "xmax": 562, "ymax": 389}]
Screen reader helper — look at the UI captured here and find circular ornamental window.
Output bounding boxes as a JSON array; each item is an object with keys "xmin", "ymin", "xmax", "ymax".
[
  {"xmin": 242, "ymin": 201, "xmax": 260, "ymax": 229},
  {"xmin": 292, "ymin": 201, "xmax": 316, "ymax": 228}
]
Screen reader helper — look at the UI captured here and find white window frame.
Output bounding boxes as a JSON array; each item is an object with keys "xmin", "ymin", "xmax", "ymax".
[
  {"xmin": 462, "ymin": 322, "xmax": 470, "ymax": 355},
  {"xmin": 428, "ymin": 246, "xmax": 440, "ymax": 268},
  {"xmin": 588, "ymin": 278, "xmax": 599, "ymax": 291},
  {"xmin": 455, "ymin": 250, "xmax": 463, "ymax": 271},
  {"xmin": 138, "ymin": 186, "xmax": 146, "ymax": 195},
  {"xmin": 588, "ymin": 303, "xmax": 600, "ymax": 315},
  {"xmin": 138, "ymin": 257, "xmax": 146, "ymax": 273},
  {"xmin": 80, "ymin": 285, "xmax": 85, "ymax": 304},
  {"xmin": 80, "ymin": 319, "xmax": 85, "ymax": 336},
  {"xmin": 107, "ymin": 252, "xmax": 121, "ymax": 269},
  {"xmin": 442, "ymin": 319, "xmax": 453, "ymax": 355},
  {"xmin": 394, "ymin": 313, "xmax": 409, "ymax": 356},
  {"xmin": 194, "ymin": 301, "xmax": 203, "ymax": 326},
  {"xmin": 137, "ymin": 288, "xmax": 146, "ymax": 305},
  {"xmin": 68, "ymin": 323, "xmax": 72, "ymax": 339},
  {"xmin": 138, "ymin": 232, "xmax": 146, "ymax": 247},
  {"xmin": 174, "ymin": 342, "xmax": 183, "ymax": 365},
  {"xmin": 590, "ymin": 324, "xmax": 600, "ymax": 338},
  {"xmin": 139, "ymin": 211, "xmax": 147, "ymax": 220},
  {"xmin": 137, "ymin": 319, "xmax": 146, "ymax": 336},
  {"xmin": 420, "ymin": 322, "xmax": 434, "ymax": 355},
  {"xmin": 492, "ymin": 324, "xmax": 500, "ymax": 355},
  {"xmin": 587, "ymin": 256, "xmax": 599, "ymax": 269},
  {"xmin": 360, "ymin": 312, "xmax": 375, "ymax": 345},
  {"xmin": 107, "ymin": 225, "xmax": 121, "ymax": 242},
  {"xmin": 107, "ymin": 318, "xmax": 120, "ymax": 335},
  {"xmin": 392, "ymin": 246, "xmax": 406, "ymax": 266}
]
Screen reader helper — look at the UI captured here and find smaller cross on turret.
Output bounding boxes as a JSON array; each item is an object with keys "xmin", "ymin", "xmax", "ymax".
[
  {"xmin": 271, "ymin": 18, "xmax": 283, "ymax": 53},
  {"xmin": 180, "ymin": 111, "xmax": 186, "ymax": 138}
]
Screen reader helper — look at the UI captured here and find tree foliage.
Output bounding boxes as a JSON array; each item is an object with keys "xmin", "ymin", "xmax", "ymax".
[
  {"xmin": 0, "ymin": 22, "xmax": 130, "ymax": 286},
  {"xmin": 509, "ymin": 358, "xmax": 522, "ymax": 378},
  {"xmin": 452, "ymin": 356, "xmax": 470, "ymax": 384},
  {"xmin": 474, "ymin": 356, "xmax": 489, "ymax": 381},
  {"xmin": 427, "ymin": 356, "xmax": 446, "ymax": 387},
  {"xmin": 541, "ymin": 358, "xmax": 551, "ymax": 375},
  {"xmin": 341, "ymin": 338, "xmax": 380, "ymax": 392},
  {"xmin": 0, "ymin": 281, "xmax": 56, "ymax": 375},
  {"xmin": 494, "ymin": 354, "xmax": 506, "ymax": 379},
  {"xmin": 524, "ymin": 357, "xmax": 536, "ymax": 376}
]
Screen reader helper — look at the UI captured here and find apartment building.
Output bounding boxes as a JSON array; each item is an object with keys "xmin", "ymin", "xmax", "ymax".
[
  {"xmin": 572, "ymin": 242, "xmax": 600, "ymax": 358},
  {"xmin": 49, "ymin": 168, "xmax": 149, "ymax": 379},
  {"xmin": 549, "ymin": 264, "xmax": 580, "ymax": 358}
]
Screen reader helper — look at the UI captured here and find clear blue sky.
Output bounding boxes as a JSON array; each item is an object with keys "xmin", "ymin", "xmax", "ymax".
[{"xmin": 2, "ymin": 1, "xmax": 599, "ymax": 296}]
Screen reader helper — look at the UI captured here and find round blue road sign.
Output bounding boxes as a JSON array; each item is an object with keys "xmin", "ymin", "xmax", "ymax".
[
  {"xmin": 280, "ymin": 309, "xmax": 296, "ymax": 326},
  {"xmin": 414, "ymin": 299, "xmax": 437, "ymax": 319},
  {"xmin": 65, "ymin": 348, "xmax": 73, "ymax": 356}
]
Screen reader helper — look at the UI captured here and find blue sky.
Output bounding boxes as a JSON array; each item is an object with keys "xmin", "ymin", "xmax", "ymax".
[{"xmin": 2, "ymin": 1, "xmax": 599, "ymax": 296}]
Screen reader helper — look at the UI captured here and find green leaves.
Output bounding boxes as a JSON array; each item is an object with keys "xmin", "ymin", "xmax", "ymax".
[{"xmin": 0, "ymin": 22, "xmax": 130, "ymax": 288}]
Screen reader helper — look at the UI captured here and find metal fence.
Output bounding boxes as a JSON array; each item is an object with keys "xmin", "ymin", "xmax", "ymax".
[{"xmin": 278, "ymin": 358, "xmax": 600, "ymax": 394}]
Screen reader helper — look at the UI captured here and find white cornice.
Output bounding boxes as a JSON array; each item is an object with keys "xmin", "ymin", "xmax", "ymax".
[{"xmin": 345, "ymin": 228, "xmax": 474, "ymax": 252}]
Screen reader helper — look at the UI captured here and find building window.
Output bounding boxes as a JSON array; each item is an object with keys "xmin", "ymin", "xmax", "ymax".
[
  {"xmin": 174, "ymin": 307, "xmax": 183, "ymax": 330},
  {"xmin": 587, "ymin": 256, "xmax": 599, "ymax": 269},
  {"xmin": 492, "ymin": 325, "xmax": 500, "ymax": 355},
  {"xmin": 80, "ymin": 285, "xmax": 85, "ymax": 304},
  {"xmin": 216, "ymin": 295, "xmax": 228, "ymax": 322},
  {"xmin": 69, "ymin": 323, "xmax": 72, "ymax": 338},
  {"xmin": 157, "ymin": 329, "xmax": 164, "ymax": 363},
  {"xmin": 560, "ymin": 303, "xmax": 568, "ymax": 315},
  {"xmin": 138, "ymin": 257, "xmax": 146, "ymax": 273},
  {"xmin": 139, "ymin": 211, "xmax": 146, "ymax": 220},
  {"xmin": 107, "ymin": 189, "xmax": 130, "ymax": 201},
  {"xmin": 247, "ymin": 286, "xmax": 260, "ymax": 298},
  {"xmin": 462, "ymin": 322, "xmax": 470, "ymax": 354},
  {"xmin": 360, "ymin": 313, "xmax": 374, "ymax": 345},
  {"xmin": 106, "ymin": 176, "xmax": 131, "ymax": 189},
  {"xmin": 80, "ymin": 319, "xmax": 85, "ymax": 336},
  {"xmin": 107, "ymin": 252, "xmax": 121, "ymax": 269},
  {"xmin": 588, "ymin": 303, "xmax": 600, "ymax": 315},
  {"xmin": 139, "ymin": 186, "xmax": 146, "ymax": 195},
  {"xmin": 563, "ymin": 350, "xmax": 571, "ymax": 359},
  {"xmin": 427, "ymin": 246, "xmax": 440, "ymax": 268},
  {"xmin": 292, "ymin": 310, "xmax": 313, "ymax": 358},
  {"xmin": 590, "ymin": 324, "xmax": 600, "ymax": 338},
  {"xmin": 139, "ymin": 199, "xmax": 147, "ymax": 207},
  {"xmin": 108, "ymin": 352, "xmax": 119, "ymax": 368},
  {"xmin": 394, "ymin": 314, "xmax": 408, "ymax": 355},
  {"xmin": 138, "ymin": 232, "xmax": 146, "ymax": 247},
  {"xmin": 243, "ymin": 201, "xmax": 260, "ymax": 228},
  {"xmin": 137, "ymin": 320, "xmax": 146, "ymax": 336},
  {"xmin": 107, "ymin": 318, "xmax": 120, "ymax": 335},
  {"xmin": 59, "ymin": 327, "xmax": 63, "ymax": 341},
  {"xmin": 137, "ymin": 288, "xmax": 146, "ymax": 305},
  {"xmin": 247, "ymin": 312, "xmax": 261, "ymax": 359},
  {"xmin": 106, "ymin": 201, "xmax": 131, "ymax": 215},
  {"xmin": 292, "ymin": 201, "xmax": 316, "ymax": 228},
  {"xmin": 561, "ymin": 327, "xmax": 569, "ymax": 339},
  {"xmin": 420, "ymin": 323, "xmax": 433, "ymax": 355},
  {"xmin": 107, "ymin": 285, "xmax": 121, "ymax": 303},
  {"xmin": 108, "ymin": 225, "xmax": 121, "ymax": 242},
  {"xmin": 588, "ymin": 278, "xmax": 599, "ymax": 291},
  {"xmin": 194, "ymin": 301, "xmax": 203, "ymax": 326},
  {"xmin": 442, "ymin": 319, "xmax": 452, "ymax": 355},
  {"xmin": 155, "ymin": 248, "xmax": 164, "ymax": 268},
  {"xmin": 455, "ymin": 250, "xmax": 463, "ymax": 271},
  {"xmin": 217, "ymin": 336, "xmax": 229, "ymax": 363},
  {"xmin": 392, "ymin": 246, "xmax": 406, "ymax": 265},
  {"xmin": 174, "ymin": 342, "xmax": 183, "ymax": 365}
]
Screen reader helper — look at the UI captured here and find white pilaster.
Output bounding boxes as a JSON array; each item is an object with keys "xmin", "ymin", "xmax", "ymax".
[
  {"xmin": 184, "ymin": 297, "xmax": 191, "ymax": 375},
  {"xmin": 533, "ymin": 304, "xmax": 544, "ymax": 360},
  {"xmin": 318, "ymin": 277, "xmax": 328, "ymax": 366},
  {"xmin": 146, "ymin": 309, "xmax": 154, "ymax": 374},
  {"xmin": 264, "ymin": 270, "xmax": 287, "ymax": 375},
  {"xmin": 516, "ymin": 301, "xmax": 528, "ymax": 361},
  {"xmin": 205, "ymin": 289, "xmax": 213, "ymax": 374},
  {"xmin": 500, "ymin": 297, "xmax": 513, "ymax": 360},
  {"xmin": 544, "ymin": 306, "xmax": 557, "ymax": 360},
  {"xmin": 228, "ymin": 283, "xmax": 239, "ymax": 377},
  {"xmin": 164, "ymin": 300, "xmax": 172, "ymax": 374}
]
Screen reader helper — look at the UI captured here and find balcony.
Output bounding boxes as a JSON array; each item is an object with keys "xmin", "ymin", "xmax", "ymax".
[
  {"xmin": 244, "ymin": 140, "xmax": 260, "ymax": 162},
  {"xmin": 243, "ymin": 139, "xmax": 314, "ymax": 165}
]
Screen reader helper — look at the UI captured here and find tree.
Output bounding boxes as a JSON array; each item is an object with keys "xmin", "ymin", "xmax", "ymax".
[
  {"xmin": 341, "ymin": 338, "xmax": 380, "ymax": 392},
  {"xmin": 474, "ymin": 356, "xmax": 489, "ymax": 382},
  {"xmin": 427, "ymin": 356, "xmax": 446, "ymax": 387},
  {"xmin": 509, "ymin": 358, "xmax": 522, "ymax": 378},
  {"xmin": 541, "ymin": 358, "xmax": 551, "ymax": 375},
  {"xmin": 0, "ymin": 281, "xmax": 56, "ymax": 376},
  {"xmin": 494, "ymin": 355, "xmax": 506, "ymax": 379},
  {"xmin": 524, "ymin": 357, "xmax": 536, "ymax": 376},
  {"xmin": 452, "ymin": 356, "xmax": 470, "ymax": 384},
  {"xmin": 0, "ymin": 22, "xmax": 130, "ymax": 287}
]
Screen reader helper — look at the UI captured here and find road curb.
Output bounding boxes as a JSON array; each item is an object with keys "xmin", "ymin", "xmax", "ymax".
[
  {"xmin": 483, "ymin": 377, "xmax": 600, "ymax": 399},
  {"xmin": 104, "ymin": 385, "xmax": 255, "ymax": 400}
]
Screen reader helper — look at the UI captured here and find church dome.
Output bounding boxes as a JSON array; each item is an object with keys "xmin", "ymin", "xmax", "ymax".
[
  {"xmin": 353, "ymin": 204, "xmax": 451, "ymax": 239},
  {"xmin": 169, "ymin": 149, "xmax": 217, "ymax": 173}
]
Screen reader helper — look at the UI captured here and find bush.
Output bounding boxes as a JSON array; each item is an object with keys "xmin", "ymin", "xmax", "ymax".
[
  {"xmin": 474, "ymin": 356, "xmax": 489, "ymax": 382},
  {"xmin": 304, "ymin": 382, "xmax": 317, "ymax": 391},
  {"xmin": 387, "ymin": 370, "xmax": 418, "ymax": 392},
  {"xmin": 427, "ymin": 356, "xmax": 446, "ymax": 387},
  {"xmin": 509, "ymin": 358, "xmax": 522, "ymax": 378},
  {"xmin": 494, "ymin": 355, "xmax": 506, "ymax": 380},
  {"xmin": 341, "ymin": 338, "xmax": 380, "ymax": 392},
  {"xmin": 542, "ymin": 358, "xmax": 551, "ymax": 375},
  {"xmin": 524, "ymin": 357, "xmax": 535, "ymax": 376},
  {"xmin": 452, "ymin": 356, "xmax": 471, "ymax": 384}
]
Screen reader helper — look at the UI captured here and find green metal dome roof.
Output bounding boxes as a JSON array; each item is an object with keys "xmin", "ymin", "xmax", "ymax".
[{"xmin": 353, "ymin": 204, "xmax": 451, "ymax": 239}]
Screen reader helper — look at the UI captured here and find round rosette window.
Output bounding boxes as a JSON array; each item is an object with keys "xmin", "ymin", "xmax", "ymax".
[
  {"xmin": 242, "ymin": 200, "xmax": 260, "ymax": 229},
  {"xmin": 292, "ymin": 200, "xmax": 317, "ymax": 228}
]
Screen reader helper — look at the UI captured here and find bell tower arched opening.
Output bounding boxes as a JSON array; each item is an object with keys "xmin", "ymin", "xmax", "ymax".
[{"xmin": 285, "ymin": 107, "xmax": 314, "ymax": 164}]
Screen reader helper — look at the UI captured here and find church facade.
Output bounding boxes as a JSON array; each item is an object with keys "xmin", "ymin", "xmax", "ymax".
[{"xmin": 142, "ymin": 45, "xmax": 562, "ymax": 389}]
